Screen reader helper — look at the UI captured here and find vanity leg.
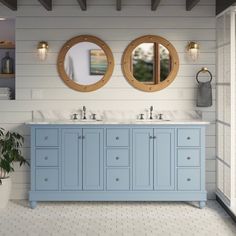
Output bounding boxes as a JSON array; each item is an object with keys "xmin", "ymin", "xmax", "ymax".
[
  {"xmin": 199, "ymin": 201, "xmax": 206, "ymax": 209},
  {"xmin": 29, "ymin": 201, "xmax": 37, "ymax": 209}
]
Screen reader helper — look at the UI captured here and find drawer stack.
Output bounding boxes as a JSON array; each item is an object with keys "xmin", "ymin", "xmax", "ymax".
[
  {"xmin": 106, "ymin": 128, "xmax": 130, "ymax": 190},
  {"xmin": 177, "ymin": 128, "xmax": 201, "ymax": 191},
  {"xmin": 35, "ymin": 128, "xmax": 59, "ymax": 191}
]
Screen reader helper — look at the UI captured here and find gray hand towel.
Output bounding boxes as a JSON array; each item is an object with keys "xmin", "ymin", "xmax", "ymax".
[{"xmin": 196, "ymin": 81, "xmax": 212, "ymax": 107}]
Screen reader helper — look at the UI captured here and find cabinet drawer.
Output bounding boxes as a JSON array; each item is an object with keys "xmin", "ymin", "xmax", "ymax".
[
  {"xmin": 106, "ymin": 129, "xmax": 129, "ymax": 147},
  {"xmin": 177, "ymin": 149, "xmax": 200, "ymax": 167},
  {"xmin": 36, "ymin": 149, "xmax": 58, "ymax": 167},
  {"xmin": 107, "ymin": 168, "xmax": 130, "ymax": 190},
  {"xmin": 178, "ymin": 169, "xmax": 200, "ymax": 190},
  {"xmin": 107, "ymin": 149, "xmax": 129, "ymax": 167},
  {"xmin": 36, "ymin": 168, "xmax": 59, "ymax": 190},
  {"xmin": 177, "ymin": 129, "xmax": 200, "ymax": 147},
  {"xmin": 36, "ymin": 128, "xmax": 59, "ymax": 147}
]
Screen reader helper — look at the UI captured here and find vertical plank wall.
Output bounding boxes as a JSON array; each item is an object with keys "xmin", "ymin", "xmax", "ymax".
[{"xmin": 0, "ymin": 0, "xmax": 216, "ymax": 199}]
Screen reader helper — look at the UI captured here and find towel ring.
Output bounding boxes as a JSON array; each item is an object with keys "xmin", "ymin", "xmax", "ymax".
[{"xmin": 196, "ymin": 67, "xmax": 212, "ymax": 83}]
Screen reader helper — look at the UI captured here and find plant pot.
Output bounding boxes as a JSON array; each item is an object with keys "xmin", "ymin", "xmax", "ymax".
[{"xmin": 0, "ymin": 177, "xmax": 12, "ymax": 209}]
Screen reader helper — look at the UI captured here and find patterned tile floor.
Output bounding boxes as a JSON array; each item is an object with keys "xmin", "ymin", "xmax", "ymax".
[{"xmin": 0, "ymin": 200, "xmax": 236, "ymax": 236}]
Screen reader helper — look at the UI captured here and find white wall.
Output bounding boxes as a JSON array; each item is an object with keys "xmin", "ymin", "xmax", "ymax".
[{"xmin": 0, "ymin": 0, "xmax": 216, "ymax": 199}]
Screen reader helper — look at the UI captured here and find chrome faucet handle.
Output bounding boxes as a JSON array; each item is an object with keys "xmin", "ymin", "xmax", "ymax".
[
  {"xmin": 139, "ymin": 114, "xmax": 144, "ymax": 120},
  {"xmin": 158, "ymin": 114, "xmax": 163, "ymax": 120},
  {"xmin": 72, "ymin": 113, "xmax": 78, "ymax": 120},
  {"xmin": 91, "ymin": 113, "xmax": 96, "ymax": 120}
]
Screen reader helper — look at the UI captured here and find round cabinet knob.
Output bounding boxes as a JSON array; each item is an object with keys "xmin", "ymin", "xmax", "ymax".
[
  {"xmin": 187, "ymin": 157, "xmax": 191, "ymax": 160},
  {"xmin": 44, "ymin": 156, "xmax": 48, "ymax": 160},
  {"xmin": 116, "ymin": 137, "xmax": 119, "ymax": 140},
  {"xmin": 44, "ymin": 178, "xmax": 48, "ymax": 182},
  {"xmin": 44, "ymin": 136, "xmax": 48, "ymax": 140},
  {"xmin": 187, "ymin": 137, "xmax": 191, "ymax": 140},
  {"xmin": 116, "ymin": 178, "xmax": 119, "ymax": 182},
  {"xmin": 153, "ymin": 136, "xmax": 156, "ymax": 139},
  {"xmin": 187, "ymin": 178, "xmax": 191, "ymax": 182},
  {"xmin": 116, "ymin": 156, "xmax": 119, "ymax": 160}
]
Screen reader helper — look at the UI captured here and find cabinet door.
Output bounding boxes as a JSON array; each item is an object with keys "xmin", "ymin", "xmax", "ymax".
[
  {"xmin": 154, "ymin": 129, "xmax": 174, "ymax": 190},
  {"xmin": 83, "ymin": 128, "xmax": 104, "ymax": 190},
  {"xmin": 62, "ymin": 129, "xmax": 82, "ymax": 190},
  {"xmin": 133, "ymin": 129, "xmax": 153, "ymax": 190}
]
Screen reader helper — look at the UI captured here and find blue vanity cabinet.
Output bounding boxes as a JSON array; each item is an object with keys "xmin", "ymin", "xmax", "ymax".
[
  {"xmin": 61, "ymin": 128, "xmax": 82, "ymax": 190},
  {"xmin": 82, "ymin": 128, "xmax": 103, "ymax": 190},
  {"xmin": 29, "ymin": 124, "xmax": 207, "ymax": 209},
  {"xmin": 132, "ymin": 128, "xmax": 153, "ymax": 190},
  {"xmin": 154, "ymin": 129, "xmax": 175, "ymax": 190}
]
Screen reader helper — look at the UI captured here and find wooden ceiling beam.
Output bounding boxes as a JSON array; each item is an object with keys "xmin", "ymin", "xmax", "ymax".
[
  {"xmin": 38, "ymin": 0, "xmax": 52, "ymax": 11},
  {"xmin": 186, "ymin": 0, "xmax": 200, "ymax": 11},
  {"xmin": 117, "ymin": 0, "xmax": 121, "ymax": 11},
  {"xmin": 77, "ymin": 0, "xmax": 87, "ymax": 11},
  {"xmin": 151, "ymin": 0, "xmax": 161, "ymax": 11},
  {"xmin": 0, "ymin": 0, "xmax": 17, "ymax": 11}
]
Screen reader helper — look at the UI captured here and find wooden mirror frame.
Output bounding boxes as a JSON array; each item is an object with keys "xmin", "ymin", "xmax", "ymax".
[
  {"xmin": 122, "ymin": 35, "xmax": 179, "ymax": 92},
  {"xmin": 57, "ymin": 35, "xmax": 114, "ymax": 92}
]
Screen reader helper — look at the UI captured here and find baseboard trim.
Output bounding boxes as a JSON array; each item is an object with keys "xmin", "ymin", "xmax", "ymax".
[{"xmin": 216, "ymin": 195, "xmax": 236, "ymax": 223}]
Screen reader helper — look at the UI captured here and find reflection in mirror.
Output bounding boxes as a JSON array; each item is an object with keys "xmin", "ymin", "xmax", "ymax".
[
  {"xmin": 122, "ymin": 35, "xmax": 179, "ymax": 92},
  {"xmin": 64, "ymin": 42, "xmax": 108, "ymax": 86},
  {"xmin": 132, "ymin": 43, "xmax": 154, "ymax": 83},
  {"xmin": 132, "ymin": 43, "xmax": 171, "ymax": 84},
  {"xmin": 57, "ymin": 35, "xmax": 114, "ymax": 92}
]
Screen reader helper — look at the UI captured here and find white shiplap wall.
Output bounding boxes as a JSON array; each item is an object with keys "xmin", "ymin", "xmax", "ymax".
[{"xmin": 0, "ymin": 0, "xmax": 216, "ymax": 199}]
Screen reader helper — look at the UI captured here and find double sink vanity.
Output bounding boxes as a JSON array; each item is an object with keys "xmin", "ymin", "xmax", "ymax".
[{"xmin": 29, "ymin": 110, "xmax": 209, "ymax": 209}]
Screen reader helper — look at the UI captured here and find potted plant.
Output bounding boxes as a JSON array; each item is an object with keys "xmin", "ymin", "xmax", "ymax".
[{"xmin": 0, "ymin": 128, "xmax": 29, "ymax": 208}]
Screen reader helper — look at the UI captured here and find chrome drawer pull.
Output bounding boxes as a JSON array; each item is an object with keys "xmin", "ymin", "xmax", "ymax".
[
  {"xmin": 82, "ymin": 136, "xmax": 85, "ymax": 139},
  {"xmin": 44, "ymin": 156, "xmax": 48, "ymax": 160},
  {"xmin": 44, "ymin": 178, "xmax": 48, "ymax": 182},
  {"xmin": 116, "ymin": 178, "xmax": 119, "ymax": 182},
  {"xmin": 115, "ymin": 136, "xmax": 119, "ymax": 140},
  {"xmin": 78, "ymin": 136, "xmax": 82, "ymax": 139},
  {"xmin": 44, "ymin": 136, "xmax": 48, "ymax": 140},
  {"xmin": 116, "ymin": 156, "xmax": 119, "ymax": 160},
  {"xmin": 149, "ymin": 136, "xmax": 153, "ymax": 139},
  {"xmin": 187, "ymin": 178, "xmax": 191, "ymax": 181},
  {"xmin": 187, "ymin": 157, "xmax": 191, "ymax": 160},
  {"xmin": 153, "ymin": 136, "xmax": 156, "ymax": 139},
  {"xmin": 187, "ymin": 137, "xmax": 191, "ymax": 140}
]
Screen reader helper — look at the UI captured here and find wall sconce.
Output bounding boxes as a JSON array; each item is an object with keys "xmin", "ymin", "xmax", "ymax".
[
  {"xmin": 37, "ymin": 41, "xmax": 48, "ymax": 61},
  {"xmin": 186, "ymin": 41, "xmax": 199, "ymax": 61}
]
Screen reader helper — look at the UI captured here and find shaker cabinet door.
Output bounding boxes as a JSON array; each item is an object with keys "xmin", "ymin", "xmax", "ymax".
[
  {"xmin": 83, "ymin": 129, "xmax": 104, "ymax": 190},
  {"xmin": 132, "ymin": 129, "xmax": 153, "ymax": 190},
  {"xmin": 154, "ymin": 129, "xmax": 175, "ymax": 190},
  {"xmin": 62, "ymin": 129, "xmax": 83, "ymax": 190}
]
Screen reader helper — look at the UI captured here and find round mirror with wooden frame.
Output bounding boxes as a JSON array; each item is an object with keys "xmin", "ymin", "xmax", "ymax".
[
  {"xmin": 57, "ymin": 35, "xmax": 114, "ymax": 92},
  {"xmin": 122, "ymin": 35, "xmax": 179, "ymax": 92}
]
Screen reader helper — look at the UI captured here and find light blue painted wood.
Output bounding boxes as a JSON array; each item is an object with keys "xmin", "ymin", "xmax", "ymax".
[
  {"xmin": 177, "ymin": 149, "xmax": 200, "ymax": 167},
  {"xmin": 35, "ymin": 168, "xmax": 59, "ymax": 190},
  {"xmin": 154, "ymin": 129, "xmax": 175, "ymax": 190},
  {"xmin": 83, "ymin": 129, "xmax": 103, "ymax": 190},
  {"xmin": 107, "ymin": 168, "xmax": 130, "ymax": 190},
  {"xmin": 35, "ymin": 128, "xmax": 58, "ymax": 147},
  {"xmin": 177, "ymin": 168, "xmax": 200, "ymax": 190},
  {"xmin": 106, "ymin": 149, "xmax": 129, "ymax": 167},
  {"xmin": 29, "ymin": 124, "xmax": 208, "ymax": 209},
  {"xmin": 177, "ymin": 128, "xmax": 200, "ymax": 147},
  {"xmin": 132, "ymin": 128, "xmax": 153, "ymax": 190},
  {"xmin": 106, "ymin": 128, "xmax": 129, "ymax": 147},
  {"xmin": 62, "ymin": 128, "xmax": 82, "ymax": 190},
  {"xmin": 36, "ymin": 149, "xmax": 58, "ymax": 167}
]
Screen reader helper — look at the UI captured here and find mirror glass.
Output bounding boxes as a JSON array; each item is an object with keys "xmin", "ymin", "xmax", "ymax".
[
  {"xmin": 132, "ymin": 43, "xmax": 171, "ymax": 84},
  {"xmin": 122, "ymin": 35, "xmax": 179, "ymax": 92},
  {"xmin": 64, "ymin": 42, "xmax": 108, "ymax": 86},
  {"xmin": 57, "ymin": 35, "xmax": 114, "ymax": 92}
]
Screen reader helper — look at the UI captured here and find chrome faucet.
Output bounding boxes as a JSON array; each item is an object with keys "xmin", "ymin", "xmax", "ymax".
[
  {"xmin": 82, "ymin": 106, "xmax": 87, "ymax": 120},
  {"xmin": 149, "ymin": 106, "xmax": 153, "ymax": 120}
]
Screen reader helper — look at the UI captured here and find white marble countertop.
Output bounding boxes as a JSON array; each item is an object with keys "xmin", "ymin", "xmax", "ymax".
[{"xmin": 27, "ymin": 119, "xmax": 210, "ymax": 125}]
